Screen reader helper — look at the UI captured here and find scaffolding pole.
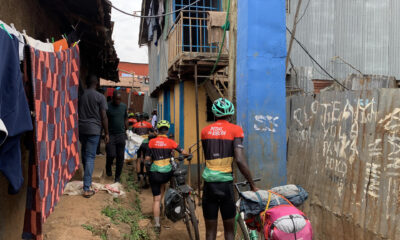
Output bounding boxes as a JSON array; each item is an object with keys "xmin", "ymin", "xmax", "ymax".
[{"xmin": 194, "ymin": 63, "xmax": 201, "ymax": 205}]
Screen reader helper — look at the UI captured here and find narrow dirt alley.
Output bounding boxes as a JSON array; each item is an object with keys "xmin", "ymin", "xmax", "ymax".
[
  {"xmin": 43, "ymin": 155, "xmax": 225, "ymax": 240},
  {"xmin": 138, "ymin": 183, "xmax": 225, "ymax": 240}
]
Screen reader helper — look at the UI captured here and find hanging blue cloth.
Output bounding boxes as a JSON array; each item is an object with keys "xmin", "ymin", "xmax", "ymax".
[{"xmin": 0, "ymin": 28, "xmax": 33, "ymax": 194}]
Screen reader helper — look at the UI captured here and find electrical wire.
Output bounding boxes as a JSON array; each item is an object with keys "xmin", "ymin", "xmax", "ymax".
[
  {"xmin": 108, "ymin": 0, "xmax": 201, "ymax": 18},
  {"xmin": 286, "ymin": 27, "xmax": 348, "ymax": 90},
  {"xmin": 296, "ymin": 0, "xmax": 311, "ymax": 24}
]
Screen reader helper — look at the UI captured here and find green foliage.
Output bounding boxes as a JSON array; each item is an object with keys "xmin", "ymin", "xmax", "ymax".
[
  {"xmin": 81, "ymin": 224, "xmax": 108, "ymax": 239},
  {"xmin": 101, "ymin": 170, "xmax": 150, "ymax": 240}
]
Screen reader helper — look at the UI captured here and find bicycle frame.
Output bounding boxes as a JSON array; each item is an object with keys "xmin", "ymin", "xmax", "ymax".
[{"xmin": 234, "ymin": 178, "xmax": 262, "ymax": 240}]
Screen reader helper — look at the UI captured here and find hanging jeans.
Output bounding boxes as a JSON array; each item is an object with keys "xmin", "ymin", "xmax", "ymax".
[
  {"xmin": 106, "ymin": 133, "xmax": 126, "ymax": 182},
  {"xmin": 79, "ymin": 134, "xmax": 100, "ymax": 191}
]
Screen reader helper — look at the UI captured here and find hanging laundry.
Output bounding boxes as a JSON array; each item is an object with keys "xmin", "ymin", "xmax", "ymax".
[
  {"xmin": 0, "ymin": 28, "xmax": 33, "ymax": 194},
  {"xmin": 147, "ymin": 0, "xmax": 156, "ymax": 42},
  {"xmin": 158, "ymin": 0, "xmax": 164, "ymax": 30},
  {"xmin": 22, "ymin": 45, "xmax": 80, "ymax": 240},
  {"xmin": 0, "ymin": 20, "xmax": 25, "ymax": 61},
  {"xmin": 24, "ymin": 34, "xmax": 54, "ymax": 52},
  {"xmin": 0, "ymin": 118, "xmax": 7, "ymax": 146},
  {"xmin": 53, "ymin": 38, "xmax": 68, "ymax": 51}
]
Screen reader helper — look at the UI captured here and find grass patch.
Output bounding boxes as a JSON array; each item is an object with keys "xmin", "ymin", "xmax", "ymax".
[
  {"xmin": 121, "ymin": 171, "xmax": 140, "ymax": 192},
  {"xmin": 81, "ymin": 224, "xmax": 108, "ymax": 239},
  {"xmin": 101, "ymin": 169, "xmax": 151, "ymax": 240}
]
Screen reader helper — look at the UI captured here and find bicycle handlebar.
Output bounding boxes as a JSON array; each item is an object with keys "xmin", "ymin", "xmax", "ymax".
[
  {"xmin": 176, "ymin": 154, "xmax": 193, "ymax": 161},
  {"xmin": 233, "ymin": 178, "xmax": 261, "ymax": 193},
  {"xmin": 234, "ymin": 178, "xmax": 261, "ymax": 187}
]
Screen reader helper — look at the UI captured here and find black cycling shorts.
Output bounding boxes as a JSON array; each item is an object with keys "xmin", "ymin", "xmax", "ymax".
[
  {"xmin": 202, "ymin": 181, "xmax": 236, "ymax": 220},
  {"xmin": 137, "ymin": 142, "xmax": 148, "ymax": 158},
  {"xmin": 149, "ymin": 171, "xmax": 172, "ymax": 196}
]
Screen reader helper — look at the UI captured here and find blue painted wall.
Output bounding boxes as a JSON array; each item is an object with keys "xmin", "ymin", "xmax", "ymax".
[{"xmin": 236, "ymin": 0, "xmax": 287, "ymax": 188}]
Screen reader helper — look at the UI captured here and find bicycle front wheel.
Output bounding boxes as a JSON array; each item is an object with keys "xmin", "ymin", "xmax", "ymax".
[
  {"xmin": 235, "ymin": 213, "xmax": 250, "ymax": 240},
  {"xmin": 184, "ymin": 196, "xmax": 200, "ymax": 240}
]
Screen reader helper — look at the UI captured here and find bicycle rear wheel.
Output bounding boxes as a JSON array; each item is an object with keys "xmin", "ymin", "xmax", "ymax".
[
  {"xmin": 235, "ymin": 213, "xmax": 250, "ymax": 240},
  {"xmin": 184, "ymin": 196, "xmax": 200, "ymax": 240}
]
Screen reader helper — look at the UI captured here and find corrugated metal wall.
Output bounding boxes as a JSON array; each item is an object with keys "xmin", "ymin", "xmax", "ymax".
[
  {"xmin": 287, "ymin": 89, "xmax": 400, "ymax": 239},
  {"xmin": 148, "ymin": 0, "xmax": 172, "ymax": 94},
  {"xmin": 287, "ymin": 0, "xmax": 400, "ymax": 83}
]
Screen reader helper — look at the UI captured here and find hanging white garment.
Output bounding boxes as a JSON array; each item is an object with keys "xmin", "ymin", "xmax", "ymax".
[{"xmin": 23, "ymin": 34, "xmax": 54, "ymax": 52}]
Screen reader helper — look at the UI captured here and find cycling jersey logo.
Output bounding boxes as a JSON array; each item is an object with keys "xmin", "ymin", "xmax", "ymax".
[
  {"xmin": 155, "ymin": 141, "xmax": 168, "ymax": 147},
  {"xmin": 208, "ymin": 127, "xmax": 226, "ymax": 136}
]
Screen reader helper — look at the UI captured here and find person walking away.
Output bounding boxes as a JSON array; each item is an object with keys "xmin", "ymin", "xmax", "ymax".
[
  {"xmin": 96, "ymin": 88, "xmax": 106, "ymax": 155},
  {"xmin": 105, "ymin": 91, "xmax": 129, "ymax": 183},
  {"xmin": 201, "ymin": 98, "xmax": 258, "ymax": 240},
  {"xmin": 78, "ymin": 74, "xmax": 109, "ymax": 198},
  {"xmin": 128, "ymin": 113, "xmax": 137, "ymax": 130},
  {"xmin": 145, "ymin": 120, "xmax": 189, "ymax": 234},
  {"xmin": 133, "ymin": 113, "xmax": 154, "ymax": 187},
  {"xmin": 151, "ymin": 110, "xmax": 157, "ymax": 128}
]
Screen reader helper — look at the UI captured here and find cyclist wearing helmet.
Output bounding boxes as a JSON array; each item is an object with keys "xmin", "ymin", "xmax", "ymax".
[
  {"xmin": 201, "ymin": 98, "xmax": 258, "ymax": 240},
  {"xmin": 132, "ymin": 112, "xmax": 154, "ymax": 187},
  {"xmin": 145, "ymin": 120, "xmax": 189, "ymax": 233},
  {"xmin": 128, "ymin": 113, "xmax": 137, "ymax": 129}
]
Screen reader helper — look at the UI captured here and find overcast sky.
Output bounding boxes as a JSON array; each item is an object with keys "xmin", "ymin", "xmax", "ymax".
[{"xmin": 111, "ymin": 0, "xmax": 148, "ymax": 63}]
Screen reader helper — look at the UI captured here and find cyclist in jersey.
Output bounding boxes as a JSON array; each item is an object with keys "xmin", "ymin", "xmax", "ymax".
[
  {"xmin": 133, "ymin": 112, "xmax": 154, "ymax": 187},
  {"xmin": 145, "ymin": 120, "xmax": 189, "ymax": 233},
  {"xmin": 201, "ymin": 98, "xmax": 258, "ymax": 240},
  {"xmin": 128, "ymin": 113, "xmax": 137, "ymax": 130}
]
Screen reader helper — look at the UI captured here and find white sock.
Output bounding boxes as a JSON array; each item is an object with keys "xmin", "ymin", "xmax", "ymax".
[{"xmin": 154, "ymin": 217, "xmax": 160, "ymax": 227}]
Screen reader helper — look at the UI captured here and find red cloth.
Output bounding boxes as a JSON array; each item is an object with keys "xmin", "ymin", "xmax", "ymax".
[{"xmin": 53, "ymin": 39, "xmax": 69, "ymax": 51}]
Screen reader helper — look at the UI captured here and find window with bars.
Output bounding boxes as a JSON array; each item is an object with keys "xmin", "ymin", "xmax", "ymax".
[{"xmin": 173, "ymin": 0, "xmax": 221, "ymax": 53}]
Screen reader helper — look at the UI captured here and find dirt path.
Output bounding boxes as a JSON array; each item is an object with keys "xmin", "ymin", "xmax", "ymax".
[
  {"xmin": 43, "ymin": 153, "xmax": 227, "ymax": 240},
  {"xmin": 139, "ymin": 185, "xmax": 225, "ymax": 239}
]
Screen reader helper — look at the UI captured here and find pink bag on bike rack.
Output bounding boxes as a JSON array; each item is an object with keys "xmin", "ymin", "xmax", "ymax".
[{"xmin": 262, "ymin": 191, "xmax": 313, "ymax": 240}]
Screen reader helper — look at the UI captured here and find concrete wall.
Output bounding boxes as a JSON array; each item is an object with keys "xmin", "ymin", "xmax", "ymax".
[
  {"xmin": 236, "ymin": 0, "xmax": 287, "ymax": 187},
  {"xmin": 0, "ymin": 1, "xmax": 63, "ymax": 239},
  {"xmin": 287, "ymin": 89, "xmax": 400, "ymax": 239}
]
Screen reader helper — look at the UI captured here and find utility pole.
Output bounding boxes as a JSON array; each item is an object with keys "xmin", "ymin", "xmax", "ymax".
[
  {"xmin": 285, "ymin": 0, "xmax": 303, "ymax": 73},
  {"xmin": 118, "ymin": 68, "xmax": 136, "ymax": 111}
]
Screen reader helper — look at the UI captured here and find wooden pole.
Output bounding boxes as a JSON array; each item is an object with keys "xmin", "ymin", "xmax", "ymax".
[
  {"xmin": 194, "ymin": 63, "xmax": 201, "ymax": 205},
  {"xmin": 285, "ymin": 0, "xmax": 303, "ymax": 73}
]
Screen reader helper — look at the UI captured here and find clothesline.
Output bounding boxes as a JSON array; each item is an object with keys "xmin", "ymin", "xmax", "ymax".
[
  {"xmin": 0, "ymin": 19, "xmax": 80, "ymax": 61},
  {"xmin": 109, "ymin": 0, "xmax": 201, "ymax": 18}
]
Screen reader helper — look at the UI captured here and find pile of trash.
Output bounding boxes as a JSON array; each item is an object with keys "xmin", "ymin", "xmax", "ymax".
[{"xmin": 63, "ymin": 181, "xmax": 126, "ymax": 198}]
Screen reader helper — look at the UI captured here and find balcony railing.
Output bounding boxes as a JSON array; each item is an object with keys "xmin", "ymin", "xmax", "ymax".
[{"xmin": 168, "ymin": 10, "xmax": 227, "ymax": 68}]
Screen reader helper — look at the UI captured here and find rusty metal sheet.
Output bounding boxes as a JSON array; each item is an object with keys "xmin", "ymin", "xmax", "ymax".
[{"xmin": 287, "ymin": 89, "xmax": 400, "ymax": 240}]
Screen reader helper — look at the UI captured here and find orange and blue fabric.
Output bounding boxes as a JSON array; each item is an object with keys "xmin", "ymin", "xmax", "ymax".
[{"xmin": 22, "ymin": 45, "xmax": 80, "ymax": 240}]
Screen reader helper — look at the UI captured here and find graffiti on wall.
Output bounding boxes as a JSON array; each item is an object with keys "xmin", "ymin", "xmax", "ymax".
[{"xmin": 287, "ymin": 90, "xmax": 400, "ymax": 239}]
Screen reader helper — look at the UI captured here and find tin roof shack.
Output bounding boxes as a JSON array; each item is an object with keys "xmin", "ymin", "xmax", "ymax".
[
  {"xmin": 0, "ymin": 0, "xmax": 118, "ymax": 239},
  {"xmin": 100, "ymin": 62, "xmax": 150, "ymax": 113},
  {"xmin": 286, "ymin": 0, "xmax": 400, "ymax": 94},
  {"xmin": 138, "ymin": 0, "xmax": 230, "ymax": 188}
]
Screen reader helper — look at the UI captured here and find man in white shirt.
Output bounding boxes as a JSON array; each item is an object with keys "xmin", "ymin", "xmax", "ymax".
[{"xmin": 151, "ymin": 110, "xmax": 157, "ymax": 128}]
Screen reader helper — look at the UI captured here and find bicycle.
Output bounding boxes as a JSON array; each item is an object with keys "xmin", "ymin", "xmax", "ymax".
[
  {"xmin": 168, "ymin": 154, "xmax": 200, "ymax": 240},
  {"xmin": 234, "ymin": 178, "xmax": 263, "ymax": 240}
]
